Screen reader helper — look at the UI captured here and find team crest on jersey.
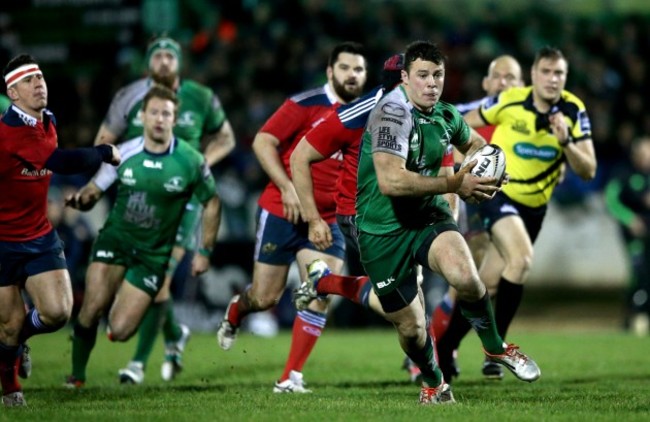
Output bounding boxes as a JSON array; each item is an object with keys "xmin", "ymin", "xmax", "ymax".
[
  {"xmin": 121, "ymin": 168, "xmax": 136, "ymax": 185},
  {"xmin": 177, "ymin": 111, "xmax": 196, "ymax": 127},
  {"xmin": 164, "ymin": 176, "xmax": 184, "ymax": 192},
  {"xmin": 511, "ymin": 120, "xmax": 530, "ymax": 135}
]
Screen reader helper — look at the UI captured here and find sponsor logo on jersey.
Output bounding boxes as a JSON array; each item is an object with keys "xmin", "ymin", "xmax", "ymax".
[
  {"xmin": 176, "ymin": 111, "xmax": 196, "ymax": 127},
  {"xmin": 143, "ymin": 159, "xmax": 163, "ymax": 169},
  {"xmin": 409, "ymin": 132, "xmax": 419, "ymax": 150},
  {"xmin": 381, "ymin": 102, "xmax": 406, "ymax": 118},
  {"xmin": 96, "ymin": 250, "xmax": 114, "ymax": 258},
  {"xmin": 164, "ymin": 176, "xmax": 184, "ymax": 192},
  {"xmin": 511, "ymin": 120, "xmax": 530, "ymax": 135},
  {"xmin": 578, "ymin": 110, "xmax": 591, "ymax": 134},
  {"xmin": 20, "ymin": 168, "xmax": 51, "ymax": 177},
  {"xmin": 380, "ymin": 116, "xmax": 403, "ymax": 125},
  {"xmin": 143, "ymin": 275, "xmax": 159, "ymax": 291},
  {"xmin": 121, "ymin": 167, "xmax": 136, "ymax": 185},
  {"xmin": 513, "ymin": 143, "xmax": 558, "ymax": 161},
  {"xmin": 377, "ymin": 126, "xmax": 401, "ymax": 152},
  {"xmin": 376, "ymin": 276, "xmax": 395, "ymax": 289}
]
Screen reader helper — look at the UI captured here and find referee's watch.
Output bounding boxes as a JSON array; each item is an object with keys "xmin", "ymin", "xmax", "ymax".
[{"xmin": 559, "ymin": 134, "xmax": 573, "ymax": 147}]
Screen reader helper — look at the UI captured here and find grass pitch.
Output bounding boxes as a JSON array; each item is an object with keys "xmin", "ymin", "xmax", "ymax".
[{"xmin": 5, "ymin": 326, "xmax": 650, "ymax": 421}]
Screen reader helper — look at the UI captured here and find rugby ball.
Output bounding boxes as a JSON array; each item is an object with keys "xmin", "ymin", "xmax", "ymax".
[{"xmin": 460, "ymin": 144, "xmax": 506, "ymax": 185}]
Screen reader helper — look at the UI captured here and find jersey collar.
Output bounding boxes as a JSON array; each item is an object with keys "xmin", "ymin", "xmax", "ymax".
[
  {"xmin": 2, "ymin": 104, "xmax": 53, "ymax": 128},
  {"xmin": 524, "ymin": 91, "xmax": 568, "ymax": 132}
]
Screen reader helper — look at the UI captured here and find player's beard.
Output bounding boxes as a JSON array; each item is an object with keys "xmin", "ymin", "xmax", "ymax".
[
  {"xmin": 151, "ymin": 71, "xmax": 176, "ymax": 90},
  {"xmin": 332, "ymin": 77, "xmax": 362, "ymax": 103}
]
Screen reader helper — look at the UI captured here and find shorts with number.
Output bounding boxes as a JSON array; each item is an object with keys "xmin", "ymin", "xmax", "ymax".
[
  {"xmin": 254, "ymin": 207, "xmax": 345, "ymax": 265},
  {"xmin": 175, "ymin": 196, "xmax": 202, "ymax": 250},
  {"xmin": 91, "ymin": 229, "xmax": 168, "ymax": 297},
  {"xmin": 478, "ymin": 191, "xmax": 547, "ymax": 243},
  {"xmin": 358, "ymin": 215, "xmax": 458, "ymax": 312},
  {"xmin": 0, "ymin": 229, "xmax": 67, "ymax": 287}
]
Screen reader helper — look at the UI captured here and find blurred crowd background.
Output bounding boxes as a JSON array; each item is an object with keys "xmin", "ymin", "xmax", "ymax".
[{"xmin": 3, "ymin": 0, "xmax": 650, "ymax": 334}]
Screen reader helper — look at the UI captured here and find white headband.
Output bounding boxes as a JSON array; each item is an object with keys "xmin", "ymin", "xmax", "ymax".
[{"xmin": 4, "ymin": 64, "xmax": 42, "ymax": 88}]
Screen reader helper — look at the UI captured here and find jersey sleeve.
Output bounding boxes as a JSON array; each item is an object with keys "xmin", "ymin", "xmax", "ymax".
[
  {"xmin": 449, "ymin": 106, "xmax": 471, "ymax": 148},
  {"xmin": 478, "ymin": 94, "xmax": 501, "ymax": 126},
  {"xmin": 568, "ymin": 95, "xmax": 592, "ymax": 141},
  {"xmin": 92, "ymin": 162, "xmax": 119, "ymax": 191},
  {"xmin": 441, "ymin": 145, "xmax": 454, "ymax": 167},
  {"xmin": 91, "ymin": 142, "xmax": 129, "ymax": 190},
  {"xmin": 259, "ymin": 99, "xmax": 306, "ymax": 146},
  {"xmin": 304, "ymin": 110, "xmax": 358, "ymax": 158},
  {"xmin": 368, "ymin": 100, "xmax": 412, "ymax": 160},
  {"xmin": 102, "ymin": 85, "xmax": 132, "ymax": 137},
  {"xmin": 191, "ymin": 158, "xmax": 217, "ymax": 204},
  {"xmin": 203, "ymin": 90, "xmax": 227, "ymax": 135}
]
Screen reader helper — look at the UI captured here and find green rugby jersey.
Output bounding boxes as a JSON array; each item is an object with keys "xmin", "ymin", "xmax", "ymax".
[
  {"xmin": 0, "ymin": 94, "xmax": 10, "ymax": 114},
  {"xmin": 356, "ymin": 86, "xmax": 470, "ymax": 235},
  {"xmin": 92, "ymin": 137, "xmax": 216, "ymax": 256},
  {"xmin": 103, "ymin": 78, "xmax": 226, "ymax": 151}
]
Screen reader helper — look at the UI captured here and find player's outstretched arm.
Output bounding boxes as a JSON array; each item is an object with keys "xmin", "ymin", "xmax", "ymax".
[
  {"xmin": 64, "ymin": 182, "xmax": 103, "ymax": 211},
  {"xmin": 45, "ymin": 144, "xmax": 120, "ymax": 174}
]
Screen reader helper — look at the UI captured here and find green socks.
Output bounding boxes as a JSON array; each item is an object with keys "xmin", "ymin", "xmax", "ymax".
[
  {"xmin": 71, "ymin": 322, "xmax": 99, "ymax": 381},
  {"xmin": 162, "ymin": 301, "xmax": 182, "ymax": 342},
  {"xmin": 458, "ymin": 293, "xmax": 504, "ymax": 354},
  {"xmin": 132, "ymin": 301, "xmax": 166, "ymax": 365}
]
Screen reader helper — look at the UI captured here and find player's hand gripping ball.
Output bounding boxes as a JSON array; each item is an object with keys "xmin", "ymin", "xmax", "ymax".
[{"xmin": 460, "ymin": 144, "xmax": 506, "ymax": 186}]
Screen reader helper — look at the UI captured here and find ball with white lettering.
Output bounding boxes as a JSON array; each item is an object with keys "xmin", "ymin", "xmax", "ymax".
[{"xmin": 460, "ymin": 144, "xmax": 506, "ymax": 185}]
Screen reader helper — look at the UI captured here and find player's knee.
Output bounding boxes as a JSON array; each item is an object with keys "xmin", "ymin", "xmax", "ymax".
[
  {"xmin": 38, "ymin": 305, "xmax": 71, "ymax": 328},
  {"xmin": 454, "ymin": 276, "xmax": 486, "ymax": 301},
  {"xmin": 506, "ymin": 253, "xmax": 533, "ymax": 280},
  {"xmin": 246, "ymin": 290, "xmax": 280, "ymax": 311},
  {"xmin": 106, "ymin": 317, "xmax": 137, "ymax": 342},
  {"xmin": 395, "ymin": 318, "xmax": 426, "ymax": 340}
]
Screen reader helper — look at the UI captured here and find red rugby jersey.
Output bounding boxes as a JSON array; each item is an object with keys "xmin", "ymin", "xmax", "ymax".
[
  {"xmin": 257, "ymin": 85, "xmax": 341, "ymax": 223},
  {"xmin": 0, "ymin": 105, "xmax": 57, "ymax": 241}
]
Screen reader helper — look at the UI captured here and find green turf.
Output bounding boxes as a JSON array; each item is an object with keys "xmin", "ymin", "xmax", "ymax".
[{"xmin": 4, "ymin": 327, "xmax": 650, "ymax": 421}]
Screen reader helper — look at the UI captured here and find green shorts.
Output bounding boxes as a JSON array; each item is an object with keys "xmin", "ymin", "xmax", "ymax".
[
  {"xmin": 91, "ymin": 229, "xmax": 169, "ymax": 297},
  {"xmin": 358, "ymin": 215, "xmax": 458, "ymax": 300},
  {"xmin": 175, "ymin": 195, "xmax": 203, "ymax": 250}
]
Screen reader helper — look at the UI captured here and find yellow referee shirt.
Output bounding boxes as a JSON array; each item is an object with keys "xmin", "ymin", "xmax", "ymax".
[{"xmin": 479, "ymin": 86, "xmax": 592, "ymax": 207}]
